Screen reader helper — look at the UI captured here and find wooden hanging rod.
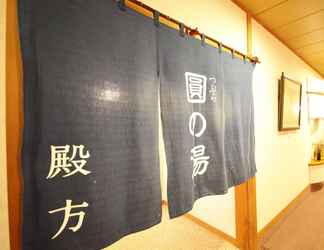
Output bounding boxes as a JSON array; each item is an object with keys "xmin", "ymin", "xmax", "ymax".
[{"xmin": 119, "ymin": 0, "xmax": 260, "ymax": 64}]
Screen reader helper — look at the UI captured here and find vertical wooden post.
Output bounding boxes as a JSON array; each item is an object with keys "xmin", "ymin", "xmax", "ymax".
[
  {"xmin": 234, "ymin": 13, "xmax": 257, "ymax": 250},
  {"xmin": 6, "ymin": 0, "xmax": 23, "ymax": 249},
  {"xmin": 1, "ymin": 0, "xmax": 10, "ymax": 249}
]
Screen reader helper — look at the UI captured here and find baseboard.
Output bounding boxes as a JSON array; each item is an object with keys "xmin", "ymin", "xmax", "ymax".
[
  {"xmin": 162, "ymin": 186, "xmax": 310, "ymax": 248},
  {"xmin": 161, "ymin": 200, "xmax": 239, "ymax": 248},
  {"xmin": 258, "ymin": 185, "xmax": 310, "ymax": 241}
]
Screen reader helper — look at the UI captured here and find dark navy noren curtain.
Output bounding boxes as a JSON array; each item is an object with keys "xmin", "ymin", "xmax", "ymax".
[
  {"xmin": 19, "ymin": 0, "xmax": 257, "ymax": 248},
  {"xmin": 19, "ymin": 1, "xmax": 161, "ymax": 249},
  {"xmin": 159, "ymin": 24, "xmax": 256, "ymax": 218}
]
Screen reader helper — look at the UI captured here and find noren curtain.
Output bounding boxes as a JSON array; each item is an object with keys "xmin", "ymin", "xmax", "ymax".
[
  {"xmin": 18, "ymin": 0, "xmax": 256, "ymax": 249},
  {"xmin": 19, "ymin": 1, "xmax": 161, "ymax": 249},
  {"xmin": 159, "ymin": 24, "xmax": 256, "ymax": 218}
]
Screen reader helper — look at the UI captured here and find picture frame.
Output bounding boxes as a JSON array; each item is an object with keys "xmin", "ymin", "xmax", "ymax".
[{"xmin": 278, "ymin": 72, "xmax": 302, "ymax": 131}]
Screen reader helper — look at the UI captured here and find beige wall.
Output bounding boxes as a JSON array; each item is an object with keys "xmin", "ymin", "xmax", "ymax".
[
  {"xmin": 142, "ymin": 0, "xmax": 247, "ymax": 53},
  {"xmin": 0, "ymin": 0, "xmax": 10, "ymax": 249},
  {"xmin": 252, "ymin": 21, "xmax": 322, "ymax": 231}
]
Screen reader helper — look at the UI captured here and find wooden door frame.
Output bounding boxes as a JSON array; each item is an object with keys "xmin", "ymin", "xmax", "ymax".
[
  {"xmin": 6, "ymin": 0, "xmax": 23, "ymax": 249},
  {"xmin": 6, "ymin": 1, "xmax": 258, "ymax": 249},
  {"xmin": 234, "ymin": 14, "xmax": 258, "ymax": 250}
]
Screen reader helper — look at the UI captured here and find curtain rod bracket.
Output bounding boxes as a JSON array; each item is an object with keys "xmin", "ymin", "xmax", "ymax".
[
  {"xmin": 252, "ymin": 56, "xmax": 260, "ymax": 64},
  {"xmin": 117, "ymin": 0, "xmax": 126, "ymax": 11},
  {"xmin": 153, "ymin": 11, "xmax": 160, "ymax": 27},
  {"xmin": 188, "ymin": 27, "xmax": 199, "ymax": 37},
  {"xmin": 218, "ymin": 43, "xmax": 223, "ymax": 53},
  {"xmin": 231, "ymin": 49, "xmax": 235, "ymax": 58},
  {"xmin": 201, "ymin": 34, "xmax": 206, "ymax": 47},
  {"xmin": 179, "ymin": 23, "xmax": 185, "ymax": 37}
]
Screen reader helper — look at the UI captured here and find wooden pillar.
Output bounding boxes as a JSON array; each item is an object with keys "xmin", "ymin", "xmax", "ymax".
[
  {"xmin": 6, "ymin": 0, "xmax": 23, "ymax": 249},
  {"xmin": 234, "ymin": 14, "xmax": 257, "ymax": 250}
]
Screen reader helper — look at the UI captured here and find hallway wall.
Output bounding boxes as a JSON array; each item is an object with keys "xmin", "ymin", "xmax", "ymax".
[
  {"xmin": 0, "ymin": 0, "xmax": 10, "ymax": 249},
  {"xmin": 252, "ymin": 21, "xmax": 322, "ymax": 231}
]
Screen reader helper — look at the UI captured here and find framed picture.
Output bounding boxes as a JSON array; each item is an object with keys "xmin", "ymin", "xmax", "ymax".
[{"xmin": 278, "ymin": 72, "xmax": 302, "ymax": 131}]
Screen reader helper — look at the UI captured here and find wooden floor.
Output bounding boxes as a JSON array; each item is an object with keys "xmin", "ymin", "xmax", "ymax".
[{"xmin": 105, "ymin": 207, "xmax": 237, "ymax": 250}]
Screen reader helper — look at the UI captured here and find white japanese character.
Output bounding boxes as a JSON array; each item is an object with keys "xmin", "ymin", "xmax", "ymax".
[
  {"xmin": 209, "ymin": 77, "xmax": 217, "ymax": 103},
  {"xmin": 47, "ymin": 145, "xmax": 91, "ymax": 179},
  {"xmin": 48, "ymin": 199, "xmax": 89, "ymax": 239},
  {"xmin": 185, "ymin": 72, "xmax": 207, "ymax": 103},
  {"xmin": 189, "ymin": 112, "xmax": 207, "ymax": 137},
  {"xmin": 191, "ymin": 145, "xmax": 210, "ymax": 180},
  {"xmin": 209, "ymin": 77, "xmax": 217, "ymax": 84}
]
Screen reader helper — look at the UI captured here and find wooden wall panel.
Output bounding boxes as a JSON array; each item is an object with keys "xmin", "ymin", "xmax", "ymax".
[
  {"xmin": 0, "ymin": 0, "xmax": 10, "ymax": 247},
  {"xmin": 6, "ymin": 0, "xmax": 23, "ymax": 249}
]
